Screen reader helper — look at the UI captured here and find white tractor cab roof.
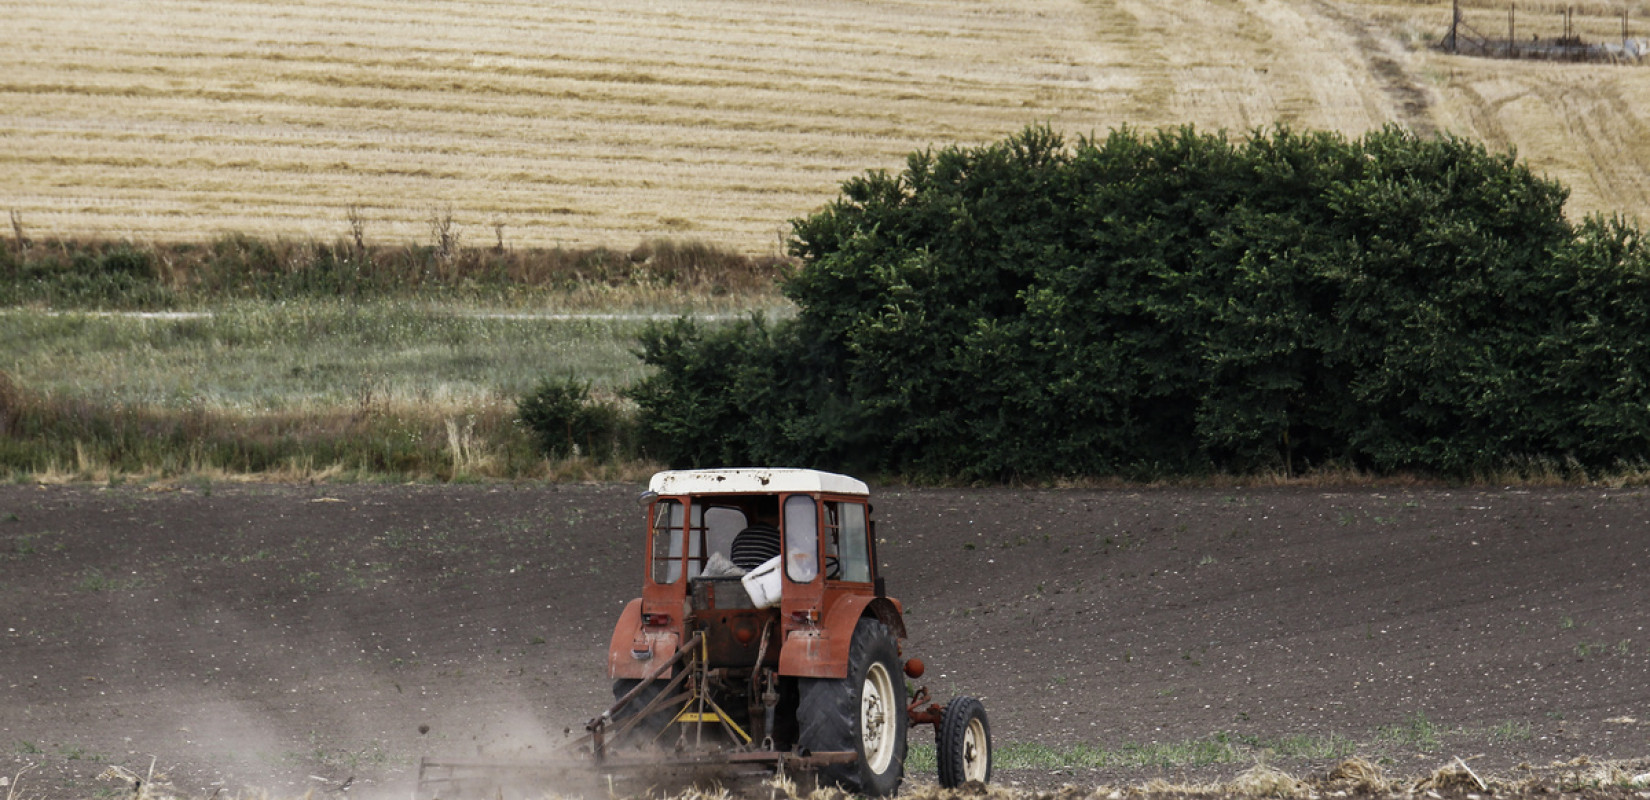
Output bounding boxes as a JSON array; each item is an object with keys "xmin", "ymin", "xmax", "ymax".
[{"xmin": 647, "ymin": 468, "xmax": 869, "ymax": 497}]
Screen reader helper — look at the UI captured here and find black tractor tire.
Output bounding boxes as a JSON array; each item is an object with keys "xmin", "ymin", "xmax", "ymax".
[
  {"xmin": 936, "ymin": 696, "xmax": 992, "ymax": 788},
  {"xmin": 611, "ymin": 678, "xmax": 671, "ymax": 745},
  {"xmin": 797, "ymin": 618, "xmax": 907, "ymax": 797}
]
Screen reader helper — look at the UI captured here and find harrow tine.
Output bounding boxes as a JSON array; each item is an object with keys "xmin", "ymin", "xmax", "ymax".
[{"xmin": 584, "ymin": 631, "xmax": 704, "ymax": 757}]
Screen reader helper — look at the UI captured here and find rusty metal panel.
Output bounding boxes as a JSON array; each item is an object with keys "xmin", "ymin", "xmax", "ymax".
[
  {"xmin": 776, "ymin": 627, "xmax": 838, "ymax": 677},
  {"xmin": 607, "ymin": 598, "xmax": 643, "ymax": 678},
  {"xmin": 698, "ymin": 608, "xmax": 780, "ymax": 668},
  {"xmin": 776, "ymin": 593, "xmax": 906, "ymax": 678},
  {"xmin": 691, "ymin": 577, "xmax": 755, "ymax": 611},
  {"xmin": 610, "ymin": 603, "xmax": 680, "ymax": 681}
]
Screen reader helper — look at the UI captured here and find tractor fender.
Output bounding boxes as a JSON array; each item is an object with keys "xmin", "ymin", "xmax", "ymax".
[
  {"xmin": 607, "ymin": 598, "xmax": 680, "ymax": 680},
  {"xmin": 778, "ymin": 595, "xmax": 905, "ymax": 678}
]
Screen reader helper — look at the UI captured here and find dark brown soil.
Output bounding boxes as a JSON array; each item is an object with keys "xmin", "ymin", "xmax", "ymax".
[{"xmin": 3, "ymin": 483, "xmax": 1648, "ymax": 799}]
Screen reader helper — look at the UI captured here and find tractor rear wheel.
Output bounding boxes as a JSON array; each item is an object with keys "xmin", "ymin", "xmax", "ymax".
[
  {"xmin": 797, "ymin": 618, "xmax": 907, "ymax": 797},
  {"xmin": 937, "ymin": 696, "xmax": 991, "ymax": 787},
  {"xmin": 611, "ymin": 678, "xmax": 671, "ymax": 745}
]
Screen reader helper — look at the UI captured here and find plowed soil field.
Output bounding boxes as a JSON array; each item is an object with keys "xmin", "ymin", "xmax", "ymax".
[{"xmin": 3, "ymin": 483, "xmax": 1648, "ymax": 798}]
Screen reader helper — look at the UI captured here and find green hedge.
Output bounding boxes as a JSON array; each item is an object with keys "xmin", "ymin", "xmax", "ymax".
[
  {"xmin": 0, "ymin": 243, "xmax": 177, "ymax": 308},
  {"xmin": 0, "ymin": 234, "xmax": 780, "ymax": 309},
  {"xmin": 630, "ymin": 125, "xmax": 1650, "ymax": 479}
]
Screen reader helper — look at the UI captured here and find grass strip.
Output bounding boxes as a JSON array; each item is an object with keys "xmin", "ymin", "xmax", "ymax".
[
  {"xmin": 0, "ymin": 301, "xmax": 731, "ymax": 480},
  {"xmin": 907, "ymin": 732, "xmax": 1363, "ymax": 773}
]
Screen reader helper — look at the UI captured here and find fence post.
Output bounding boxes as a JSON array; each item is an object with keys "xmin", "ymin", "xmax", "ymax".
[{"xmin": 1446, "ymin": 0, "xmax": 1460, "ymax": 53}]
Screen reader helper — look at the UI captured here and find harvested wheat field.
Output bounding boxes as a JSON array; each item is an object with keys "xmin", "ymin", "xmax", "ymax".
[
  {"xmin": 4, "ymin": 484, "xmax": 1650, "ymax": 799},
  {"xmin": 16, "ymin": 0, "xmax": 1643, "ymax": 252}
]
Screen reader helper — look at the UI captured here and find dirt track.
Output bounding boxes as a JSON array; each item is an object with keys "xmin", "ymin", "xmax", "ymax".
[{"xmin": 3, "ymin": 483, "xmax": 1649, "ymax": 798}]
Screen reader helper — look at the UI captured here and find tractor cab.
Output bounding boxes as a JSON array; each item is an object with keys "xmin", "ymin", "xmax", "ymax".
[{"xmin": 619, "ymin": 469, "xmax": 887, "ymax": 679}]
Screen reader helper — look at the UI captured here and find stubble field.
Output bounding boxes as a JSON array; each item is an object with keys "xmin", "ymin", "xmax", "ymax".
[{"xmin": 10, "ymin": 0, "xmax": 1650, "ymax": 252}]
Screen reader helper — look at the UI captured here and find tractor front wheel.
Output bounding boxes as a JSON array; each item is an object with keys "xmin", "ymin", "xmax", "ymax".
[
  {"xmin": 937, "ymin": 695, "xmax": 992, "ymax": 787},
  {"xmin": 797, "ymin": 618, "xmax": 907, "ymax": 797}
]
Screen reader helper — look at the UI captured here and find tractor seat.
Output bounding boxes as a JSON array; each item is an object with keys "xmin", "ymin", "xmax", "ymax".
[{"xmin": 729, "ymin": 524, "xmax": 782, "ymax": 570}]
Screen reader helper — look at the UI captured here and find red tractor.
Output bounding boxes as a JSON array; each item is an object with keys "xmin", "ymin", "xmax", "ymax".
[{"xmin": 594, "ymin": 468, "xmax": 992, "ymax": 795}]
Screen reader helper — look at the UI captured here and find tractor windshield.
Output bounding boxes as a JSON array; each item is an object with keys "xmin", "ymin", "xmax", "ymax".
[
  {"xmin": 701, "ymin": 506, "xmax": 747, "ymax": 568},
  {"xmin": 650, "ymin": 494, "xmax": 794, "ymax": 583},
  {"xmin": 650, "ymin": 499, "xmax": 686, "ymax": 584},
  {"xmin": 649, "ymin": 493, "xmax": 869, "ymax": 585},
  {"xmin": 824, "ymin": 501, "xmax": 871, "ymax": 582},
  {"xmin": 784, "ymin": 495, "xmax": 818, "ymax": 582}
]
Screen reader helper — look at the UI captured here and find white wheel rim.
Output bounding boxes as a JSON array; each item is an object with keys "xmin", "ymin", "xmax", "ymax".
[
  {"xmin": 962, "ymin": 716, "xmax": 988, "ymax": 782},
  {"xmin": 860, "ymin": 662, "xmax": 897, "ymax": 773}
]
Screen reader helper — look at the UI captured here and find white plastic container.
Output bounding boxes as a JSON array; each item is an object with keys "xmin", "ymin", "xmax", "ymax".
[{"xmin": 741, "ymin": 555, "xmax": 783, "ymax": 609}]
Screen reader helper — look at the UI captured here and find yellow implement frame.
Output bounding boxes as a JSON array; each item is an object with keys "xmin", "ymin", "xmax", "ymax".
[{"xmin": 668, "ymin": 632, "xmax": 752, "ymax": 746}]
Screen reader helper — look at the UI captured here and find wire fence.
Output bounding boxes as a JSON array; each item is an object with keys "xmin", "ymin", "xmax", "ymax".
[{"xmin": 1441, "ymin": 0, "xmax": 1646, "ymax": 62}]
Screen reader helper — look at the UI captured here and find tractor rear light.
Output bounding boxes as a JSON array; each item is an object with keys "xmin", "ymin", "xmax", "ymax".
[{"xmin": 642, "ymin": 613, "xmax": 671, "ymax": 627}]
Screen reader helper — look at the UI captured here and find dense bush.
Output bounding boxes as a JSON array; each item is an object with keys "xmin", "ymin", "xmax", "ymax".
[
  {"xmin": 517, "ymin": 377, "xmax": 634, "ymax": 461},
  {"xmin": 631, "ymin": 125, "xmax": 1650, "ymax": 479},
  {"xmin": 629, "ymin": 316, "xmax": 868, "ymax": 468}
]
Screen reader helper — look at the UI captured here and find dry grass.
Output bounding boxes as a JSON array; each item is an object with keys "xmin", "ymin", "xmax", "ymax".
[
  {"xmin": 1413, "ymin": 759, "xmax": 1487, "ymax": 794},
  {"xmin": 4, "ymin": 0, "xmax": 1444, "ymax": 254},
  {"xmin": 1226, "ymin": 764, "xmax": 1305, "ymax": 798},
  {"xmin": 1325, "ymin": 757, "xmax": 1391, "ymax": 794},
  {"xmin": 1546, "ymin": 755, "xmax": 1644, "ymax": 791}
]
